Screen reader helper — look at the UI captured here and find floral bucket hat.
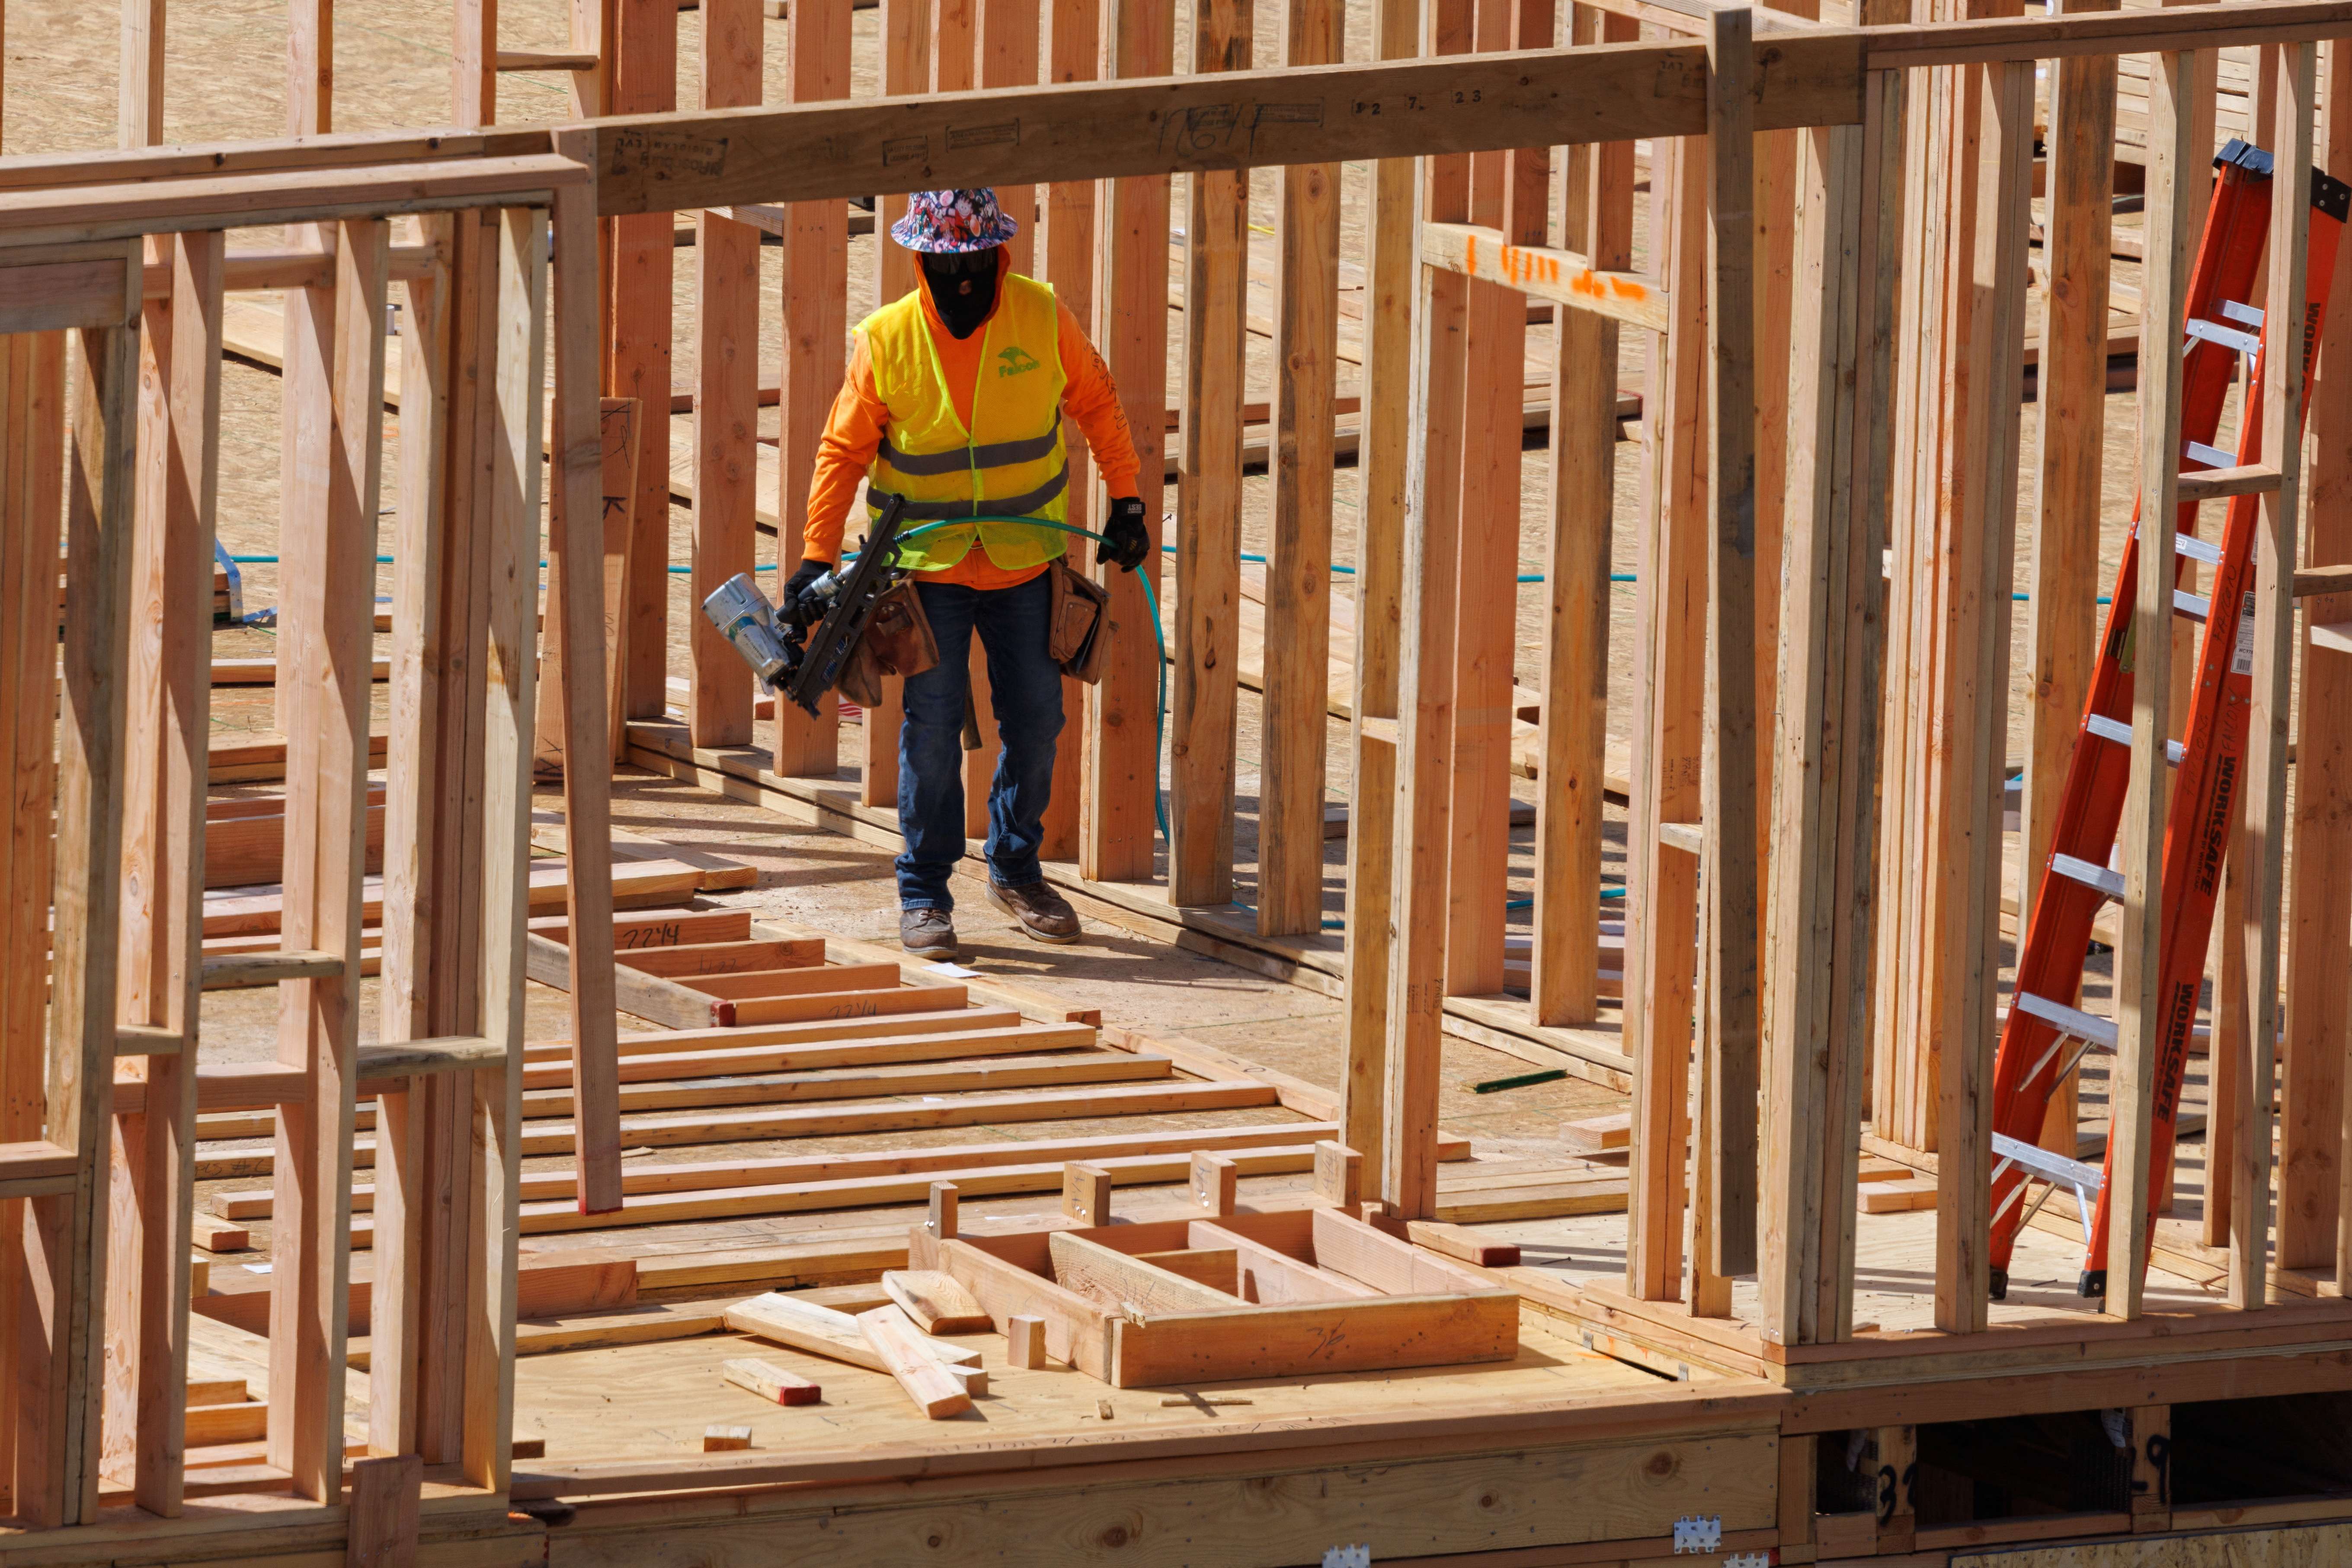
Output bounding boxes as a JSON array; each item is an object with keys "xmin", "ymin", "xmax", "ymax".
[{"xmin": 890, "ymin": 188, "xmax": 1019, "ymax": 253}]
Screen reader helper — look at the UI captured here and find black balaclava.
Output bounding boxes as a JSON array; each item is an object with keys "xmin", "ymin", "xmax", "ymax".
[{"xmin": 922, "ymin": 246, "xmax": 1001, "ymax": 340}]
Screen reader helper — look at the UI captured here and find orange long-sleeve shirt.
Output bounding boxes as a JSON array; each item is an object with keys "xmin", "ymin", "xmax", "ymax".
[{"xmin": 804, "ymin": 252, "xmax": 1143, "ymax": 591}]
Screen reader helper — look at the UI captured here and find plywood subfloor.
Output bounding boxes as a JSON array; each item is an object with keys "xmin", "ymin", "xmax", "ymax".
[
  {"xmin": 1488, "ymin": 1199, "xmax": 2225, "ymax": 1335},
  {"xmin": 508, "ymin": 1313, "xmax": 1694, "ymax": 1463}
]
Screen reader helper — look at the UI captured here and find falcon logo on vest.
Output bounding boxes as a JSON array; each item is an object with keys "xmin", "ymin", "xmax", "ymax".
[{"xmin": 995, "ymin": 345, "xmax": 1043, "ymax": 379}]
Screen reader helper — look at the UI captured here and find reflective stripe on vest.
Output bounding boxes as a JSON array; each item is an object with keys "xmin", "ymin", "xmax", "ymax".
[{"xmin": 862, "ymin": 273, "xmax": 1069, "ymax": 573}]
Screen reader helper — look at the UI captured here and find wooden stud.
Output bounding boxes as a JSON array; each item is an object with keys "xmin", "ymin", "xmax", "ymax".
[
  {"xmin": 1168, "ymin": 0, "xmax": 1249, "ymax": 909},
  {"xmin": 611, "ymin": 0, "xmax": 679, "ymax": 725},
  {"xmin": 1760, "ymin": 107, "xmax": 1880, "ymax": 1347},
  {"xmin": 861, "ymin": 0, "xmax": 928, "ymax": 810},
  {"xmin": 417, "ymin": 26, "xmax": 508, "ymax": 1472},
  {"xmin": 2320, "ymin": 41, "xmax": 2352, "ymax": 1296},
  {"xmin": 1254, "ymin": 0, "xmax": 1341, "ymax": 936},
  {"xmin": 0, "ymin": 328, "xmax": 67, "ymax": 1524},
  {"xmin": 547, "ymin": 141, "xmax": 626, "ymax": 1217},
  {"xmin": 1532, "ymin": 1, "xmax": 1632, "ymax": 1028},
  {"xmin": 687, "ymin": 0, "xmax": 763, "ymax": 751},
  {"xmin": 2128, "ymin": 1404, "xmax": 2171, "ymax": 1528},
  {"xmin": 267, "ymin": 218, "xmax": 386, "ymax": 1504},
  {"xmin": 105, "ymin": 226, "xmax": 221, "ymax": 1517},
  {"xmin": 2022, "ymin": 0, "xmax": 2115, "ymax": 1166},
  {"xmin": 462, "ymin": 205, "xmax": 548, "ymax": 1494},
  {"xmin": 1376, "ymin": 0, "xmax": 1475, "ymax": 1227},
  {"xmin": 1443, "ymin": 0, "xmax": 1540, "ymax": 998},
  {"xmin": 1189, "ymin": 1151, "xmax": 1237, "ymax": 1216},
  {"xmin": 977, "ymin": 0, "xmax": 1039, "ymax": 277},
  {"xmin": 377, "ymin": 210, "xmax": 475, "ymax": 1467},
  {"xmin": 2108, "ymin": 44, "xmax": 2196, "ymax": 1323},
  {"xmin": 1078, "ymin": 0, "xmax": 1171, "ymax": 883},
  {"xmin": 278, "ymin": 0, "xmax": 334, "ymax": 746},
  {"xmin": 1623, "ymin": 128, "xmax": 1704, "ymax": 1305},
  {"xmin": 1032, "ymin": 0, "xmax": 1098, "ymax": 860},
  {"xmin": 874, "ymin": 0, "xmax": 929, "ymax": 318},
  {"xmin": 1003, "ymin": 1313, "xmax": 1047, "ymax": 1369},
  {"xmin": 432, "ymin": 226, "xmax": 499, "ymax": 1484},
  {"xmin": 772, "ymin": 0, "xmax": 850, "ymax": 778},
  {"xmin": 1337, "ymin": 0, "xmax": 1418, "ymax": 1195},
  {"xmin": 1871, "ymin": 1424, "xmax": 1917, "ymax": 1552},
  {"xmin": 344, "ymin": 1451, "xmax": 422, "ymax": 1568},
  {"xmin": 1921, "ymin": 52, "xmax": 2031, "ymax": 1333},
  {"xmin": 1382, "ymin": 57, "xmax": 1472, "ymax": 1221},
  {"xmin": 1701, "ymin": 1, "xmax": 1760, "ymax": 1282},
  {"xmin": 21, "ymin": 316, "xmax": 138, "ymax": 1530},
  {"xmin": 935, "ymin": 0, "xmax": 975, "ymax": 93},
  {"xmin": 1061, "ymin": 1161, "xmax": 1112, "ymax": 1225},
  {"xmin": 2248, "ymin": 41, "xmax": 2316, "ymax": 1307},
  {"xmin": 1312, "ymin": 1140, "xmax": 1363, "ymax": 1209},
  {"xmin": 925, "ymin": 1181, "xmax": 959, "ymax": 1241}
]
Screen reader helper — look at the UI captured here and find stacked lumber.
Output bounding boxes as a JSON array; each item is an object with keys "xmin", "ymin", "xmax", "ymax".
[{"xmin": 184, "ymin": 907, "xmax": 1478, "ymax": 1250}]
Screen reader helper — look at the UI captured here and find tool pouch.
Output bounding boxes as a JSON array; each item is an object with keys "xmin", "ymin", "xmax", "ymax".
[
  {"xmin": 1048, "ymin": 557, "xmax": 1113, "ymax": 685},
  {"xmin": 840, "ymin": 577, "xmax": 937, "ymax": 708}
]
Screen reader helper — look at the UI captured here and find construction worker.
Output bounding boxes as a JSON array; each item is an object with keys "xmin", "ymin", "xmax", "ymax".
[{"xmin": 794, "ymin": 187, "xmax": 1151, "ymax": 960}]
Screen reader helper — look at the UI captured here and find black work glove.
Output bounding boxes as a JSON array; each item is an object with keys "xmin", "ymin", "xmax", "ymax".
[
  {"xmin": 1098, "ymin": 497, "xmax": 1150, "ymax": 574},
  {"xmin": 783, "ymin": 558, "xmax": 832, "ymax": 625}
]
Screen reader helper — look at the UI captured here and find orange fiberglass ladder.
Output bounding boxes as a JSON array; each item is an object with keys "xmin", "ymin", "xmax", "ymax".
[{"xmin": 1985, "ymin": 139, "xmax": 2351, "ymax": 1304}]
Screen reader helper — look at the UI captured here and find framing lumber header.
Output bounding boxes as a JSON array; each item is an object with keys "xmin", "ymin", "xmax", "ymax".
[{"xmin": 582, "ymin": 37, "xmax": 1869, "ymax": 214}]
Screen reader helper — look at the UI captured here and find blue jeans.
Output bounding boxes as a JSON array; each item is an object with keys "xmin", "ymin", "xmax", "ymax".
[{"xmin": 896, "ymin": 571, "xmax": 1064, "ymax": 910}]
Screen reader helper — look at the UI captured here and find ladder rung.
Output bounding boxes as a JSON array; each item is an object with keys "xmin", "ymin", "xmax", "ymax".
[
  {"xmin": 2083, "ymin": 712, "xmax": 2184, "ymax": 765},
  {"xmin": 2174, "ymin": 532, "xmax": 2224, "ymax": 566},
  {"xmin": 2185, "ymin": 439, "xmax": 2238, "ymax": 469},
  {"xmin": 2013, "ymin": 991, "xmax": 2120, "ymax": 1051},
  {"xmin": 2050, "ymin": 852, "xmax": 2125, "ymax": 900},
  {"xmin": 1990, "ymin": 1131, "xmax": 2106, "ymax": 1197},
  {"xmin": 2176, "ymin": 465, "xmax": 2281, "ymax": 504},
  {"xmin": 2174, "ymin": 589, "xmax": 2211, "ymax": 623},
  {"xmin": 2186, "ymin": 316, "xmax": 2263, "ymax": 356},
  {"xmin": 2216, "ymin": 298, "xmax": 2266, "ymax": 329}
]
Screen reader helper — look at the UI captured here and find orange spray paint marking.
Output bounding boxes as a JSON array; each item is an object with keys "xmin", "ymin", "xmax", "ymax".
[{"xmin": 1607, "ymin": 276, "xmax": 1648, "ymax": 302}]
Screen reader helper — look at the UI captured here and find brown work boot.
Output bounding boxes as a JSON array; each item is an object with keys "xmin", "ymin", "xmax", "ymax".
[
  {"xmin": 986, "ymin": 878, "xmax": 1081, "ymax": 944},
  {"xmin": 899, "ymin": 908, "xmax": 959, "ymax": 960}
]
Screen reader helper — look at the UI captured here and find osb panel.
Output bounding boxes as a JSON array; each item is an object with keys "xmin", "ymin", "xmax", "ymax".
[{"xmin": 1952, "ymin": 1521, "xmax": 2352, "ymax": 1568}]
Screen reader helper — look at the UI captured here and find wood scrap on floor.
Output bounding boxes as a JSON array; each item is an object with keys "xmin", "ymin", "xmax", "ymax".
[
  {"xmin": 882, "ymin": 1270, "xmax": 994, "ymax": 1334},
  {"xmin": 723, "ymin": 1357, "xmax": 823, "ymax": 1405},
  {"xmin": 858, "ymin": 1305, "xmax": 976, "ymax": 1418}
]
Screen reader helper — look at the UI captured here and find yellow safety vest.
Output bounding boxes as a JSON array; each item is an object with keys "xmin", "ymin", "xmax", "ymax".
[{"xmin": 862, "ymin": 273, "xmax": 1069, "ymax": 573}]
